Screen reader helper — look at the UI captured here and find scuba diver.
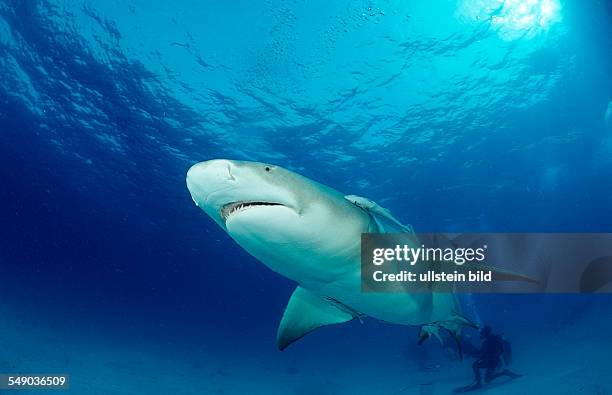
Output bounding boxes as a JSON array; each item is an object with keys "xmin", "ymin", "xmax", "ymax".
[
  {"xmin": 455, "ymin": 325, "xmax": 521, "ymax": 393},
  {"xmin": 472, "ymin": 325, "xmax": 521, "ymax": 385}
]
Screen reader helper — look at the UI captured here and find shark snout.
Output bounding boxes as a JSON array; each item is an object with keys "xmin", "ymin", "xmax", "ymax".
[{"xmin": 186, "ymin": 159, "xmax": 237, "ymax": 206}]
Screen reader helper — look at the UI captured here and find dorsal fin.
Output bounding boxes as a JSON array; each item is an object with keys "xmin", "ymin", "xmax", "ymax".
[
  {"xmin": 277, "ymin": 286, "xmax": 354, "ymax": 350},
  {"xmin": 345, "ymin": 194, "xmax": 413, "ymax": 233}
]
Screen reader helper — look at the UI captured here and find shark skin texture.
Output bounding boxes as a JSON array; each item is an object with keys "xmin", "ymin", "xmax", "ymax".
[{"xmin": 186, "ymin": 159, "xmax": 475, "ymax": 350}]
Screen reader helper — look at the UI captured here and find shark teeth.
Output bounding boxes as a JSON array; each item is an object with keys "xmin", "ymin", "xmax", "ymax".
[{"xmin": 221, "ymin": 201, "xmax": 283, "ymax": 221}]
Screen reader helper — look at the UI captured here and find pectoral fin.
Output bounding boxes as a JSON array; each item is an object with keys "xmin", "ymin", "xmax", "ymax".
[
  {"xmin": 429, "ymin": 234, "xmax": 540, "ymax": 285},
  {"xmin": 277, "ymin": 287, "xmax": 354, "ymax": 350},
  {"xmin": 418, "ymin": 324, "xmax": 443, "ymax": 345},
  {"xmin": 427, "ymin": 313, "xmax": 479, "ymax": 360}
]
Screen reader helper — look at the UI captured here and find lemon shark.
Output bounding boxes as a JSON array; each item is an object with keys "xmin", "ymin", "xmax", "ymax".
[{"xmin": 186, "ymin": 159, "xmax": 477, "ymax": 351}]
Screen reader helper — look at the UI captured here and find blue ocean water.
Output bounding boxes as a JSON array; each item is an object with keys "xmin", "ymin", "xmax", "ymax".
[{"xmin": 1, "ymin": 0, "xmax": 612, "ymax": 393}]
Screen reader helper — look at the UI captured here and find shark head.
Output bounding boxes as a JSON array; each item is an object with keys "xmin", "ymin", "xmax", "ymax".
[
  {"xmin": 186, "ymin": 159, "xmax": 368, "ymax": 282},
  {"xmin": 186, "ymin": 159, "xmax": 302, "ymax": 232}
]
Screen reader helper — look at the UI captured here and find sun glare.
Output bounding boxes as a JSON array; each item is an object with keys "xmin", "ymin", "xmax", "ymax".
[{"xmin": 462, "ymin": 0, "xmax": 562, "ymax": 40}]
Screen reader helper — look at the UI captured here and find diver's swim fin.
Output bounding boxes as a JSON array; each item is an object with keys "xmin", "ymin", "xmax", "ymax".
[
  {"xmin": 453, "ymin": 383, "xmax": 482, "ymax": 393},
  {"xmin": 453, "ymin": 371, "xmax": 523, "ymax": 393},
  {"xmin": 496, "ymin": 369, "xmax": 522, "ymax": 380}
]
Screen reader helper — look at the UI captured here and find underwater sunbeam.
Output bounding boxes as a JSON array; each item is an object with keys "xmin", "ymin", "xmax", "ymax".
[{"xmin": 463, "ymin": 0, "xmax": 562, "ymax": 40}]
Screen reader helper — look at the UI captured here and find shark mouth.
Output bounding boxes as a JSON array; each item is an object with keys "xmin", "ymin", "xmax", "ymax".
[{"xmin": 220, "ymin": 201, "xmax": 284, "ymax": 221}]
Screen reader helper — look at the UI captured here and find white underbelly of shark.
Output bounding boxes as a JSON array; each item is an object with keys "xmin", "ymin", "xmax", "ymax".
[{"xmin": 186, "ymin": 159, "xmax": 476, "ymax": 351}]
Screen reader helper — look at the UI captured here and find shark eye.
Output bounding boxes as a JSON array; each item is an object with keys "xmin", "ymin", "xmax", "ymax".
[{"xmin": 265, "ymin": 166, "xmax": 271, "ymax": 172}]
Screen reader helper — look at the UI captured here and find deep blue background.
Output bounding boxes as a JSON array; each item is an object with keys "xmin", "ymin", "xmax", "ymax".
[{"xmin": 0, "ymin": 1, "xmax": 611, "ymax": 391}]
